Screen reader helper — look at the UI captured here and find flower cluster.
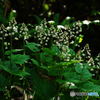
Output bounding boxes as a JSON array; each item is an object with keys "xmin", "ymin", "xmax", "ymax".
[
  {"xmin": 81, "ymin": 44, "xmax": 91, "ymax": 62},
  {"xmin": 0, "ymin": 17, "xmax": 32, "ymax": 50},
  {"xmin": 95, "ymin": 53, "xmax": 100, "ymax": 69},
  {"xmin": 19, "ymin": 23, "xmax": 30, "ymax": 40}
]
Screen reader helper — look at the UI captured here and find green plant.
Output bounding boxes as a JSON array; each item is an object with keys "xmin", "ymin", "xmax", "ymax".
[{"xmin": 0, "ymin": 18, "xmax": 100, "ymax": 100}]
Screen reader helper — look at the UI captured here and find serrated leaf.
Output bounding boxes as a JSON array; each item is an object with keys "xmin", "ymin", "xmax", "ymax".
[
  {"xmin": 79, "ymin": 81, "xmax": 100, "ymax": 91},
  {"xmin": 40, "ymin": 52, "xmax": 53, "ymax": 63},
  {"xmin": 5, "ymin": 49, "xmax": 23, "ymax": 55},
  {"xmin": 56, "ymin": 79, "xmax": 66, "ymax": 84},
  {"xmin": 0, "ymin": 65, "xmax": 12, "ymax": 74},
  {"xmin": 8, "ymin": 54, "xmax": 30, "ymax": 64},
  {"xmin": 0, "ymin": 65, "xmax": 30, "ymax": 76},
  {"xmin": 75, "ymin": 63, "xmax": 92, "ymax": 79},
  {"xmin": 25, "ymin": 41, "xmax": 39, "ymax": 52},
  {"xmin": 4, "ymin": 61, "xmax": 20, "ymax": 73},
  {"xmin": 42, "ymin": 47, "xmax": 56, "ymax": 56},
  {"xmin": 51, "ymin": 45, "xmax": 61, "ymax": 55},
  {"xmin": 63, "ymin": 72, "xmax": 80, "ymax": 84},
  {"xmin": 30, "ymin": 70, "xmax": 57, "ymax": 100},
  {"xmin": 31, "ymin": 59, "xmax": 39, "ymax": 66}
]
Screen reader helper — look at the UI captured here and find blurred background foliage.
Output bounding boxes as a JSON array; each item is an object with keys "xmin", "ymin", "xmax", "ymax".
[{"xmin": 0, "ymin": 0, "xmax": 100, "ymax": 56}]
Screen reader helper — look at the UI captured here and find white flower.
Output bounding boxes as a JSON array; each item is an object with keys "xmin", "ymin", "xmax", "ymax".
[
  {"xmin": 8, "ymin": 43, "xmax": 10, "ymax": 45},
  {"xmin": 4, "ymin": 42, "xmax": 7, "ymax": 46},
  {"xmin": 57, "ymin": 25, "xmax": 65, "ymax": 29},
  {"xmin": 14, "ymin": 37, "xmax": 18, "ymax": 40},
  {"xmin": 45, "ymin": 43, "xmax": 48, "ymax": 45},
  {"xmin": 66, "ymin": 82, "xmax": 75, "ymax": 86},
  {"xmin": 5, "ymin": 33, "xmax": 8, "ymax": 36},
  {"xmin": 70, "ymin": 41, "xmax": 74, "ymax": 44},
  {"xmin": 66, "ymin": 16, "xmax": 70, "ymax": 20},
  {"xmin": 83, "ymin": 20, "xmax": 91, "ymax": 25},
  {"xmin": 5, "ymin": 47, "xmax": 8, "ymax": 49},
  {"xmin": 13, "ymin": 26, "xmax": 18, "ymax": 32},
  {"xmin": 94, "ymin": 20, "xmax": 100, "ymax": 23},
  {"xmin": 12, "ymin": 10, "xmax": 16, "ymax": 13},
  {"xmin": 48, "ymin": 21, "xmax": 55, "ymax": 24},
  {"xmin": 6, "ymin": 26, "xmax": 12, "ymax": 30}
]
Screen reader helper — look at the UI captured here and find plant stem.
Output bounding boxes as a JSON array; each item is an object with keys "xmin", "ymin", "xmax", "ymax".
[
  {"xmin": 1, "ymin": 32, "xmax": 5, "ymax": 76},
  {"xmin": 23, "ymin": 37, "xmax": 26, "ymax": 100},
  {"xmin": 9, "ymin": 32, "xmax": 12, "ymax": 99}
]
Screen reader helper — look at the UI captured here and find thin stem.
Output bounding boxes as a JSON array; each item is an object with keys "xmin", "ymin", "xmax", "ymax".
[
  {"xmin": 1, "ymin": 32, "xmax": 5, "ymax": 76},
  {"xmin": 9, "ymin": 32, "xmax": 12, "ymax": 99},
  {"xmin": 23, "ymin": 36, "xmax": 26, "ymax": 100}
]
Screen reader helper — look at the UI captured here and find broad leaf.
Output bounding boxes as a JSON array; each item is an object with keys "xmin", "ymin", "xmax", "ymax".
[
  {"xmin": 8, "ymin": 54, "xmax": 30, "ymax": 64},
  {"xmin": 0, "ymin": 73, "xmax": 9, "ymax": 91},
  {"xmin": 79, "ymin": 81, "xmax": 100, "ymax": 91},
  {"xmin": 51, "ymin": 45, "xmax": 61, "ymax": 55},
  {"xmin": 63, "ymin": 71, "xmax": 80, "ymax": 84},
  {"xmin": 42, "ymin": 47, "xmax": 56, "ymax": 56},
  {"xmin": 75, "ymin": 63, "xmax": 92, "ymax": 79},
  {"xmin": 5, "ymin": 49, "xmax": 23, "ymax": 55},
  {"xmin": 4, "ymin": 61, "xmax": 20, "ymax": 73},
  {"xmin": 25, "ymin": 41, "xmax": 40, "ymax": 52},
  {"xmin": 30, "ymin": 69, "xmax": 57, "ymax": 100},
  {"xmin": 40, "ymin": 52, "xmax": 53, "ymax": 63},
  {"xmin": 0, "ymin": 65, "xmax": 30, "ymax": 76}
]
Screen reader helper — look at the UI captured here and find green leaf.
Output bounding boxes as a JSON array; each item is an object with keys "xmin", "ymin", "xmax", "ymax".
[
  {"xmin": 51, "ymin": 45, "xmax": 61, "ymax": 55},
  {"xmin": 56, "ymin": 79, "xmax": 66, "ymax": 84},
  {"xmin": 5, "ymin": 49, "xmax": 23, "ymax": 55},
  {"xmin": 75, "ymin": 63, "xmax": 92, "ymax": 79},
  {"xmin": 0, "ymin": 65, "xmax": 30, "ymax": 76},
  {"xmin": 4, "ymin": 60, "xmax": 20, "ymax": 73},
  {"xmin": 54, "ymin": 60, "xmax": 78, "ymax": 68},
  {"xmin": 0, "ymin": 73, "xmax": 9, "ymax": 91},
  {"xmin": 25, "ymin": 41, "xmax": 40, "ymax": 52},
  {"xmin": 42, "ymin": 47, "xmax": 56, "ymax": 56},
  {"xmin": 30, "ymin": 70, "xmax": 57, "ymax": 100},
  {"xmin": 8, "ymin": 54, "xmax": 30, "ymax": 64},
  {"xmin": 63, "ymin": 71, "xmax": 80, "ymax": 84},
  {"xmin": 40, "ymin": 65, "xmax": 49, "ymax": 71},
  {"xmin": 13, "ymin": 70, "xmax": 30, "ymax": 76},
  {"xmin": 48, "ymin": 68, "xmax": 60, "ymax": 76},
  {"xmin": 0, "ymin": 64, "xmax": 12, "ymax": 74},
  {"xmin": 68, "ymin": 48, "xmax": 75, "ymax": 57},
  {"xmin": 79, "ymin": 81, "xmax": 100, "ymax": 91},
  {"xmin": 31, "ymin": 59, "xmax": 39, "ymax": 66},
  {"xmin": 0, "ymin": 59, "xmax": 3, "ymax": 70},
  {"xmin": 40, "ymin": 52, "xmax": 53, "ymax": 63}
]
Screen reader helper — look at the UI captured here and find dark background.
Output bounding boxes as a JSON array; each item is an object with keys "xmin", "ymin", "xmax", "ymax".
[{"xmin": 0, "ymin": 0, "xmax": 100, "ymax": 56}]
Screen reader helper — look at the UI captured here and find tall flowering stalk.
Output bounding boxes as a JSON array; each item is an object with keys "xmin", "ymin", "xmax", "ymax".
[
  {"xmin": 7, "ymin": 17, "xmax": 17, "ymax": 98},
  {"xmin": 0, "ymin": 24, "xmax": 6, "ymax": 65},
  {"xmin": 20, "ymin": 23, "xmax": 28, "ymax": 100}
]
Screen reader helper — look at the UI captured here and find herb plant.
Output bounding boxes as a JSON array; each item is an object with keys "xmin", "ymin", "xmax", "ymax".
[{"xmin": 0, "ymin": 17, "xmax": 100, "ymax": 100}]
